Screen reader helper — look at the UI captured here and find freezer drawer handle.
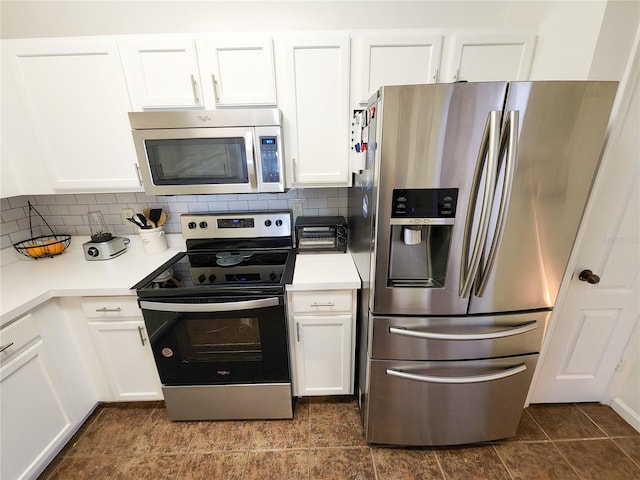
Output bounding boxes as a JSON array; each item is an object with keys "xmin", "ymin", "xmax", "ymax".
[
  {"xmin": 388, "ymin": 320, "xmax": 537, "ymax": 341},
  {"xmin": 385, "ymin": 363, "xmax": 527, "ymax": 384},
  {"xmin": 139, "ymin": 297, "xmax": 279, "ymax": 313}
]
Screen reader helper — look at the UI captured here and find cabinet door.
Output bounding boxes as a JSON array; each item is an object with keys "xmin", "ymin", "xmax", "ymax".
[
  {"xmin": 276, "ymin": 33, "xmax": 351, "ymax": 187},
  {"xmin": 5, "ymin": 38, "xmax": 140, "ymax": 192},
  {"xmin": 197, "ymin": 35, "xmax": 276, "ymax": 107},
  {"xmin": 122, "ymin": 36, "xmax": 203, "ymax": 109},
  {"xmin": 1, "ymin": 342, "xmax": 72, "ymax": 480},
  {"xmin": 88, "ymin": 320, "xmax": 163, "ymax": 401},
  {"xmin": 356, "ymin": 32, "xmax": 443, "ymax": 104},
  {"xmin": 293, "ymin": 314, "xmax": 353, "ymax": 396},
  {"xmin": 445, "ymin": 32, "xmax": 537, "ymax": 82}
]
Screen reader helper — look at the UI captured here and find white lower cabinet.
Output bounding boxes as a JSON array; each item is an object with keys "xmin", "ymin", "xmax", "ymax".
[
  {"xmin": 287, "ymin": 290, "xmax": 356, "ymax": 396},
  {"xmin": 83, "ymin": 297, "xmax": 163, "ymax": 401},
  {"xmin": 0, "ymin": 301, "xmax": 96, "ymax": 480}
]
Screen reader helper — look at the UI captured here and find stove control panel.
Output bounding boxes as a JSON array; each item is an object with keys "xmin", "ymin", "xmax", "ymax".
[{"xmin": 181, "ymin": 211, "xmax": 292, "ymax": 240}]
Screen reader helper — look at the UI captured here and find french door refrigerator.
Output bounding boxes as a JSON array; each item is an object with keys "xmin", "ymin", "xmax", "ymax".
[{"xmin": 348, "ymin": 81, "xmax": 617, "ymax": 446}]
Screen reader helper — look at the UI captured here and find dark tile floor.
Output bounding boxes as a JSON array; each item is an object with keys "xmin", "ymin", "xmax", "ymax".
[{"xmin": 38, "ymin": 398, "xmax": 640, "ymax": 480}]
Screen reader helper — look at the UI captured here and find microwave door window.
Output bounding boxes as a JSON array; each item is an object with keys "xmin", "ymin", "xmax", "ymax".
[{"xmin": 146, "ymin": 138, "xmax": 249, "ymax": 185}]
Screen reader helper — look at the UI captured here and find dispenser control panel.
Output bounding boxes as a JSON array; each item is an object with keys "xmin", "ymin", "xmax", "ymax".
[{"xmin": 392, "ymin": 188, "xmax": 458, "ymax": 218}]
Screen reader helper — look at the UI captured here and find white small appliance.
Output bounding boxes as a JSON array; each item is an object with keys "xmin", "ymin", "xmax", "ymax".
[{"xmin": 83, "ymin": 211, "xmax": 127, "ymax": 261}]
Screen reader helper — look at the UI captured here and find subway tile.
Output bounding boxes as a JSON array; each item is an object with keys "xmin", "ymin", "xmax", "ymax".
[
  {"xmin": 49, "ymin": 205, "xmax": 71, "ymax": 215},
  {"xmin": 56, "ymin": 195, "xmax": 78, "ymax": 205},
  {"xmin": 95, "ymin": 194, "xmax": 117, "ymax": 204},
  {"xmin": 267, "ymin": 200, "xmax": 289, "ymax": 210},
  {"xmin": 328, "ymin": 196, "xmax": 348, "ymax": 208},
  {"xmin": 75, "ymin": 193, "xmax": 98, "ymax": 205},
  {"xmin": 115, "ymin": 193, "xmax": 139, "ymax": 203},
  {"xmin": 196, "ymin": 194, "xmax": 218, "ymax": 202},
  {"xmin": 3, "ymin": 220, "xmax": 21, "ymax": 235},
  {"xmin": 1, "ymin": 198, "xmax": 11, "ymax": 211},
  {"xmin": 68, "ymin": 204, "xmax": 91, "ymax": 215},
  {"xmin": 307, "ymin": 198, "xmax": 328, "ymax": 209},
  {"xmin": 227, "ymin": 201, "xmax": 249, "ymax": 211},
  {"xmin": 248, "ymin": 201, "xmax": 270, "ymax": 211},
  {"xmin": 63, "ymin": 215, "xmax": 85, "ymax": 226},
  {"xmin": 318, "ymin": 208, "xmax": 340, "ymax": 216},
  {"xmin": 8, "ymin": 196, "xmax": 30, "ymax": 208},
  {"xmin": 188, "ymin": 202, "xmax": 210, "ymax": 212},
  {"xmin": 0, "ymin": 235, "xmax": 13, "ymax": 249},
  {"xmin": 1, "ymin": 207, "xmax": 27, "ymax": 222},
  {"xmin": 217, "ymin": 194, "xmax": 238, "ymax": 202}
]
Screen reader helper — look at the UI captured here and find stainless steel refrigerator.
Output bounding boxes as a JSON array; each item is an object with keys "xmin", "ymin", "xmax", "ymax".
[{"xmin": 348, "ymin": 82, "xmax": 617, "ymax": 446}]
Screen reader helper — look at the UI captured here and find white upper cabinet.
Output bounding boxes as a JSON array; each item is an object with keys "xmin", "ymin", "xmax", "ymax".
[
  {"xmin": 445, "ymin": 31, "xmax": 537, "ymax": 82},
  {"xmin": 4, "ymin": 38, "xmax": 140, "ymax": 192},
  {"xmin": 275, "ymin": 33, "xmax": 351, "ymax": 187},
  {"xmin": 121, "ymin": 36, "xmax": 203, "ymax": 109},
  {"xmin": 197, "ymin": 35, "xmax": 277, "ymax": 107},
  {"xmin": 354, "ymin": 31, "xmax": 444, "ymax": 105},
  {"xmin": 121, "ymin": 34, "xmax": 277, "ymax": 109}
]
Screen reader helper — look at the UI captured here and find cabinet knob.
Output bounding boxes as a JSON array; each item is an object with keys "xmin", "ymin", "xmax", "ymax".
[{"xmin": 578, "ymin": 269, "xmax": 600, "ymax": 284}]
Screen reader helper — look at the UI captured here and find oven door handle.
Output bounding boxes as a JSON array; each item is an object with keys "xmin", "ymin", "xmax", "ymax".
[{"xmin": 139, "ymin": 297, "xmax": 280, "ymax": 313}]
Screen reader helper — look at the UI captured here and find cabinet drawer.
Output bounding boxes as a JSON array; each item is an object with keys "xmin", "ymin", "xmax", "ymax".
[
  {"xmin": 0, "ymin": 313, "xmax": 40, "ymax": 364},
  {"xmin": 290, "ymin": 290, "xmax": 352, "ymax": 313},
  {"xmin": 81, "ymin": 296, "xmax": 141, "ymax": 319}
]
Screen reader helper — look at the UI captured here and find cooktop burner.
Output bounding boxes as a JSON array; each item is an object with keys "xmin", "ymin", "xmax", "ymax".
[{"xmin": 132, "ymin": 211, "xmax": 295, "ymax": 297}]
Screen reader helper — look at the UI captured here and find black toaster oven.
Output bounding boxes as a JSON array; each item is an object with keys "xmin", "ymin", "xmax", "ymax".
[{"xmin": 295, "ymin": 216, "xmax": 348, "ymax": 252}]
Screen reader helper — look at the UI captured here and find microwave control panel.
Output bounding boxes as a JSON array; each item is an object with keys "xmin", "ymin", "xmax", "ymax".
[{"xmin": 259, "ymin": 136, "xmax": 281, "ymax": 184}]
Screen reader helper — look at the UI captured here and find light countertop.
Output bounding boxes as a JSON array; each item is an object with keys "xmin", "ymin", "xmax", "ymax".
[
  {"xmin": 287, "ymin": 252, "xmax": 361, "ymax": 291},
  {"xmin": 0, "ymin": 235, "xmax": 184, "ymax": 327},
  {"xmin": 1, "ymin": 239, "xmax": 361, "ymax": 327}
]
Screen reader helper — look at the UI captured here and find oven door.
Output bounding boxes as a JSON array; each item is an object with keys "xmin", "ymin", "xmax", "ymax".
[
  {"xmin": 132, "ymin": 126, "xmax": 260, "ymax": 195},
  {"xmin": 139, "ymin": 295, "xmax": 289, "ymax": 386}
]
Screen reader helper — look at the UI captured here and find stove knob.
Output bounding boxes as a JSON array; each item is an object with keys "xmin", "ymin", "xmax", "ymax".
[
  {"xmin": 199, "ymin": 221, "xmax": 208, "ymax": 229},
  {"xmin": 275, "ymin": 219, "xmax": 283, "ymax": 227},
  {"xmin": 264, "ymin": 220, "xmax": 272, "ymax": 227},
  {"xmin": 188, "ymin": 222, "xmax": 197, "ymax": 230},
  {"xmin": 87, "ymin": 247, "xmax": 99, "ymax": 257},
  {"xmin": 198, "ymin": 274, "xmax": 207, "ymax": 284},
  {"xmin": 208, "ymin": 274, "xmax": 216, "ymax": 283}
]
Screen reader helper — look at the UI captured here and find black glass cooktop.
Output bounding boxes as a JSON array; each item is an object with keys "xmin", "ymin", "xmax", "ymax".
[{"xmin": 133, "ymin": 249, "xmax": 295, "ymax": 296}]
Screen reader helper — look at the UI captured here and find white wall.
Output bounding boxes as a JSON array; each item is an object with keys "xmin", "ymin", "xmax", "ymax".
[{"xmin": 0, "ymin": 0, "xmax": 618, "ymax": 80}]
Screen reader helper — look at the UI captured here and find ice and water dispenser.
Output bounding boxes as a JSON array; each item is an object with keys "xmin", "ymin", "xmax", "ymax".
[{"xmin": 388, "ymin": 188, "xmax": 458, "ymax": 288}]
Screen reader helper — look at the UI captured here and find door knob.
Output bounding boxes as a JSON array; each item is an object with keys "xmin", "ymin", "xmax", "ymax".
[{"xmin": 578, "ymin": 269, "xmax": 600, "ymax": 284}]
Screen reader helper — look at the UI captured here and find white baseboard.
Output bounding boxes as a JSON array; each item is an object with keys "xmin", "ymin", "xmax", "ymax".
[{"xmin": 611, "ymin": 397, "xmax": 640, "ymax": 433}]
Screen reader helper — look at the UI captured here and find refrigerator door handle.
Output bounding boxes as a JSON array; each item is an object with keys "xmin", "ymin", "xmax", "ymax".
[
  {"xmin": 385, "ymin": 363, "xmax": 527, "ymax": 384},
  {"xmin": 475, "ymin": 110, "xmax": 519, "ymax": 297},
  {"xmin": 388, "ymin": 319, "xmax": 537, "ymax": 341},
  {"xmin": 459, "ymin": 110, "xmax": 500, "ymax": 298}
]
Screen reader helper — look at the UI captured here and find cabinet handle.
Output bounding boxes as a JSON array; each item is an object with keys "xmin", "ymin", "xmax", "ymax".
[
  {"xmin": 453, "ymin": 68, "xmax": 461, "ymax": 82},
  {"xmin": 296, "ymin": 322, "xmax": 301, "ymax": 342},
  {"xmin": 95, "ymin": 307, "xmax": 122, "ymax": 312},
  {"xmin": 433, "ymin": 68, "xmax": 439, "ymax": 83},
  {"xmin": 190, "ymin": 74, "xmax": 200, "ymax": 104},
  {"xmin": 293, "ymin": 158, "xmax": 298, "ymax": 182},
  {"xmin": 137, "ymin": 326, "xmax": 147, "ymax": 346},
  {"xmin": 0, "ymin": 342, "xmax": 14, "ymax": 353},
  {"xmin": 134, "ymin": 163, "xmax": 143, "ymax": 186},
  {"xmin": 311, "ymin": 302, "xmax": 335, "ymax": 307},
  {"xmin": 211, "ymin": 74, "xmax": 220, "ymax": 103}
]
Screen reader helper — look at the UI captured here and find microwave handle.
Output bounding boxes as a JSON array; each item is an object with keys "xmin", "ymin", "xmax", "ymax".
[
  {"xmin": 139, "ymin": 297, "xmax": 279, "ymax": 313},
  {"xmin": 246, "ymin": 133, "xmax": 258, "ymax": 189}
]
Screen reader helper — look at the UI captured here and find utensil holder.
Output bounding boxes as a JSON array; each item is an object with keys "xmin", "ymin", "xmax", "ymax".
[{"xmin": 139, "ymin": 226, "xmax": 168, "ymax": 255}]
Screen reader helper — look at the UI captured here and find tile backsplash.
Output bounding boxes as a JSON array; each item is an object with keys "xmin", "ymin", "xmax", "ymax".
[{"xmin": 0, "ymin": 189, "xmax": 348, "ymax": 250}]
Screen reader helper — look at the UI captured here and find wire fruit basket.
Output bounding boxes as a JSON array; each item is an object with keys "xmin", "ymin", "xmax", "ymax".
[{"xmin": 13, "ymin": 201, "xmax": 71, "ymax": 259}]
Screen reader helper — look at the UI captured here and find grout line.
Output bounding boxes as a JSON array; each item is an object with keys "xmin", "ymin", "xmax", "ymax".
[
  {"xmin": 611, "ymin": 437, "xmax": 640, "ymax": 470},
  {"xmin": 575, "ymin": 403, "xmax": 611, "ymax": 437},
  {"xmin": 490, "ymin": 443, "xmax": 516, "ymax": 480},
  {"xmin": 549, "ymin": 439, "xmax": 584, "ymax": 478},
  {"xmin": 523, "ymin": 408, "xmax": 552, "ymax": 440}
]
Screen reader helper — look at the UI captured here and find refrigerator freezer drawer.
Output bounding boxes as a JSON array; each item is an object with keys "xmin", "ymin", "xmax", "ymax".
[
  {"xmin": 371, "ymin": 311, "xmax": 549, "ymax": 361},
  {"xmin": 364, "ymin": 354, "xmax": 538, "ymax": 446}
]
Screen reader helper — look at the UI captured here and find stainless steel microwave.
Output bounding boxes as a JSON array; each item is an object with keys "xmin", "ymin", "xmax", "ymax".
[{"xmin": 129, "ymin": 109, "xmax": 284, "ymax": 195}]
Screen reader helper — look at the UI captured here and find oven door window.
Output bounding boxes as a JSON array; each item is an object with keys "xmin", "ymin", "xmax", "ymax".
[
  {"xmin": 143, "ymin": 299, "xmax": 290, "ymax": 386},
  {"xmin": 177, "ymin": 316, "xmax": 263, "ymax": 363},
  {"xmin": 146, "ymin": 137, "xmax": 249, "ymax": 186}
]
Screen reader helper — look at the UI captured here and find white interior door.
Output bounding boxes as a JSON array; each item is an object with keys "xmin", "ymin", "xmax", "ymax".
[{"xmin": 530, "ymin": 38, "xmax": 640, "ymax": 403}]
